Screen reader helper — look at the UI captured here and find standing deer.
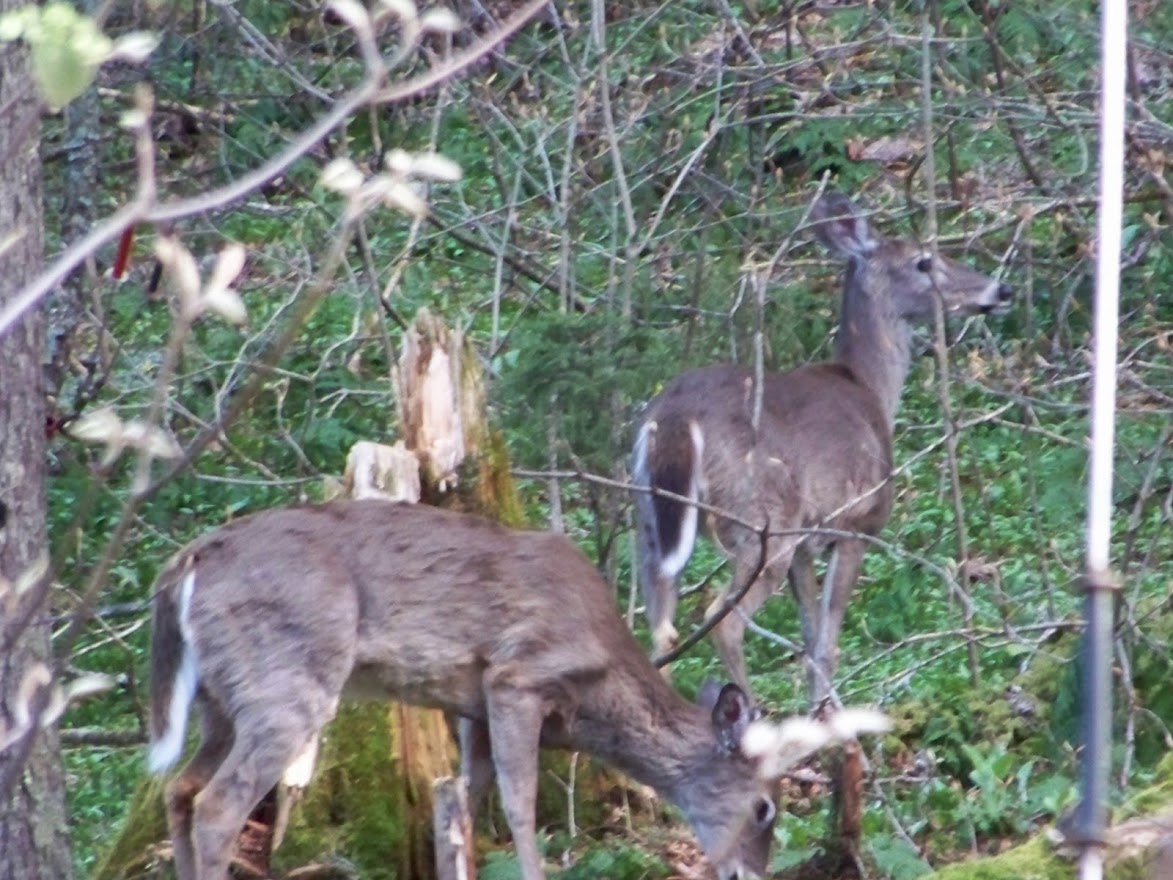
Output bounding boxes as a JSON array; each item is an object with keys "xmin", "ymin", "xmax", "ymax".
[
  {"xmin": 633, "ymin": 192, "xmax": 1013, "ymax": 705},
  {"xmin": 150, "ymin": 501, "xmax": 788, "ymax": 880}
]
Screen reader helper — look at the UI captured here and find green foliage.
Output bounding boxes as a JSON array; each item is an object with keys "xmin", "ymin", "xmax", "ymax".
[
  {"xmin": 960, "ymin": 743, "xmax": 1058, "ymax": 838},
  {"xmin": 40, "ymin": 0, "xmax": 1173, "ymax": 877},
  {"xmin": 89, "ymin": 775, "xmax": 170, "ymax": 880},
  {"xmin": 1126, "ymin": 609, "xmax": 1173, "ymax": 766},
  {"xmin": 770, "ymin": 808, "xmax": 826, "ymax": 872},
  {"xmin": 478, "ymin": 849, "xmax": 526, "ymax": 880},
  {"xmin": 495, "ymin": 311, "xmax": 669, "ymax": 470},
  {"xmin": 868, "ymin": 833, "xmax": 933, "ymax": 880},
  {"xmin": 558, "ymin": 841, "xmax": 671, "ymax": 879},
  {"xmin": 477, "ymin": 834, "xmax": 671, "ymax": 880},
  {"xmin": 1120, "ymin": 752, "xmax": 1173, "ymax": 820},
  {"xmin": 0, "ymin": 3, "xmax": 114, "ymax": 108},
  {"xmin": 66, "ymin": 749, "xmax": 149, "ymax": 877}
]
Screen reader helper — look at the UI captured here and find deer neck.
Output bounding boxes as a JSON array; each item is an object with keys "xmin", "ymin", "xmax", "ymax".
[
  {"xmin": 566, "ymin": 664, "xmax": 715, "ymax": 802},
  {"xmin": 833, "ymin": 263, "xmax": 913, "ymax": 428}
]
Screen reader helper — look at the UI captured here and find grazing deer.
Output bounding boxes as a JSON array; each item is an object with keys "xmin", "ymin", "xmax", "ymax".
[
  {"xmin": 149, "ymin": 501, "xmax": 789, "ymax": 880},
  {"xmin": 633, "ymin": 192, "xmax": 1013, "ymax": 705}
]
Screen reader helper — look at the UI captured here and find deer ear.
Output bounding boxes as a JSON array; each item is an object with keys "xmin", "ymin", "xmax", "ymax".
[
  {"xmin": 810, "ymin": 192, "xmax": 877, "ymax": 260},
  {"xmin": 707, "ymin": 683, "xmax": 753, "ymax": 755},
  {"xmin": 696, "ymin": 679, "xmax": 725, "ymax": 711}
]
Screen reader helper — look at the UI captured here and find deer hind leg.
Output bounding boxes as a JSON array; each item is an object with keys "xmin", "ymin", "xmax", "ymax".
[
  {"xmin": 189, "ymin": 703, "xmax": 331, "ymax": 880},
  {"xmin": 636, "ymin": 494, "xmax": 681, "ymax": 664},
  {"xmin": 708, "ymin": 546, "xmax": 792, "ymax": 698},
  {"xmin": 457, "ymin": 717, "xmax": 496, "ymax": 823},
  {"xmin": 647, "ymin": 570, "xmax": 680, "ymax": 671},
  {"xmin": 813, "ymin": 538, "xmax": 867, "ymax": 705},
  {"xmin": 165, "ymin": 698, "xmax": 233, "ymax": 880},
  {"xmin": 483, "ymin": 681, "xmax": 546, "ymax": 880}
]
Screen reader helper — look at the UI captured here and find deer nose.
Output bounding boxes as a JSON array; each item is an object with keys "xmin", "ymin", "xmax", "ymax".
[{"xmin": 980, "ymin": 283, "xmax": 1015, "ymax": 315}]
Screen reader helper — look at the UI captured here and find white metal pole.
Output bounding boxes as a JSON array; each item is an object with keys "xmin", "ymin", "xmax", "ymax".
[{"xmin": 1077, "ymin": 1, "xmax": 1128, "ymax": 878}]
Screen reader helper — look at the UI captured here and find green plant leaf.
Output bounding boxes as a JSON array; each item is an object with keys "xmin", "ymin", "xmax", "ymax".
[{"xmin": 868, "ymin": 833, "xmax": 933, "ymax": 880}]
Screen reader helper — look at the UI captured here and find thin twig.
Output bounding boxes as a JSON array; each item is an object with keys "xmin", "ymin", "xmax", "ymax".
[{"xmin": 920, "ymin": 8, "xmax": 981, "ymax": 689}]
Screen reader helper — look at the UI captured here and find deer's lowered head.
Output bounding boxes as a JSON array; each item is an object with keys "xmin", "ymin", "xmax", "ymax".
[{"xmin": 144, "ymin": 501, "xmax": 887, "ymax": 880}]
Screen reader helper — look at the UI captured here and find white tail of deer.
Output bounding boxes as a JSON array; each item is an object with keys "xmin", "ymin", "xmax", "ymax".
[
  {"xmin": 634, "ymin": 192, "xmax": 1014, "ymax": 704},
  {"xmin": 147, "ymin": 501, "xmax": 884, "ymax": 880}
]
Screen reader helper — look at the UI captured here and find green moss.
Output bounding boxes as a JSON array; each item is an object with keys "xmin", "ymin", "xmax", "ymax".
[
  {"xmin": 1121, "ymin": 752, "xmax": 1173, "ymax": 819},
  {"xmin": 91, "ymin": 776, "xmax": 170, "ymax": 880},
  {"xmin": 277, "ymin": 703, "xmax": 409, "ymax": 880},
  {"xmin": 928, "ymin": 755, "xmax": 1173, "ymax": 880},
  {"xmin": 473, "ymin": 430, "xmax": 526, "ymax": 528},
  {"xmin": 927, "ymin": 838, "xmax": 1072, "ymax": 880}
]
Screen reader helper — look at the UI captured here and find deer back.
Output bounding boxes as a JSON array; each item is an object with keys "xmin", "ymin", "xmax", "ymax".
[
  {"xmin": 158, "ymin": 503, "xmax": 632, "ymax": 719},
  {"xmin": 639, "ymin": 363, "xmax": 893, "ymax": 557}
]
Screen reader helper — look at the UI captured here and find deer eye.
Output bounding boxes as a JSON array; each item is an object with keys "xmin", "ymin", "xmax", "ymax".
[{"xmin": 916, "ymin": 257, "xmax": 933, "ymax": 273}]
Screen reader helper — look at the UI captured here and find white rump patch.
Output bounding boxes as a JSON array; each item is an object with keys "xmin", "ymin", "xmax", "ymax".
[{"xmin": 147, "ymin": 568, "xmax": 200, "ymax": 773}]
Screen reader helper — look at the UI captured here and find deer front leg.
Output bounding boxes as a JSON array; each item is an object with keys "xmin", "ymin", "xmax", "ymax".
[{"xmin": 484, "ymin": 682, "xmax": 546, "ymax": 880}]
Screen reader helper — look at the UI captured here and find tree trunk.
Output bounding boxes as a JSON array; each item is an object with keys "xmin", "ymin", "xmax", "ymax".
[{"xmin": 0, "ymin": 12, "xmax": 74, "ymax": 878}]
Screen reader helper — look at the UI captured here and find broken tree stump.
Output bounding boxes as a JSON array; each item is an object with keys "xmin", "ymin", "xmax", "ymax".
[{"xmin": 433, "ymin": 777, "xmax": 476, "ymax": 880}]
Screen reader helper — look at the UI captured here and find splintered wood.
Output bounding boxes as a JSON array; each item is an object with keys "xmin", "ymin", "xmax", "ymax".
[
  {"xmin": 432, "ymin": 777, "xmax": 476, "ymax": 880},
  {"xmin": 394, "ymin": 308, "xmax": 484, "ymax": 491},
  {"xmin": 342, "ymin": 440, "xmax": 421, "ymax": 503}
]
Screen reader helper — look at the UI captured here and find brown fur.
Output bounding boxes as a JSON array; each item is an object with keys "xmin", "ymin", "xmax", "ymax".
[
  {"xmin": 633, "ymin": 193, "xmax": 1013, "ymax": 703},
  {"xmin": 149, "ymin": 501, "xmax": 777, "ymax": 880}
]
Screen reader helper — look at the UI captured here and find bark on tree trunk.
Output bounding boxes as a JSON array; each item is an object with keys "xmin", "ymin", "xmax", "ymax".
[
  {"xmin": 0, "ymin": 13, "xmax": 75, "ymax": 878},
  {"xmin": 45, "ymin": 0, "xmax": 106, "ymax": 419}
]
